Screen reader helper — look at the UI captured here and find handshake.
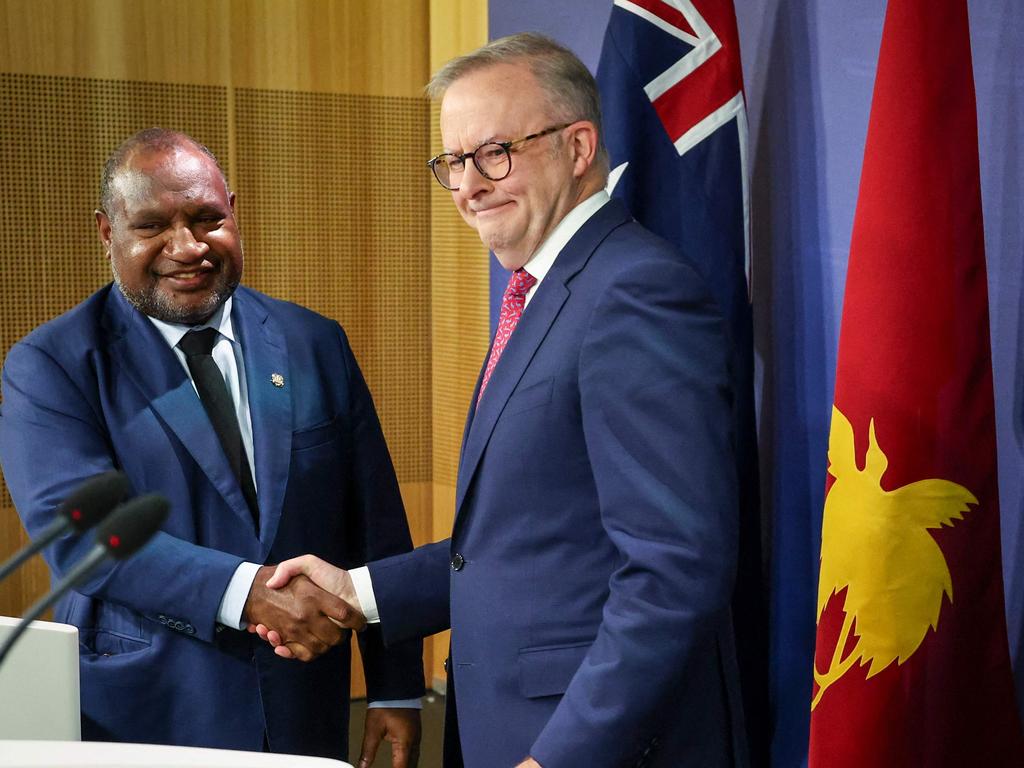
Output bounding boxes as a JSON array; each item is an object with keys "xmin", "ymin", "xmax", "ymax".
[
  {"xmin": 244, "ymin": 557, "xmax": 424, "ymax": 768},
  {"xmin": 243, "ymin": 555, "xmax": 359, "ymax": 662}
]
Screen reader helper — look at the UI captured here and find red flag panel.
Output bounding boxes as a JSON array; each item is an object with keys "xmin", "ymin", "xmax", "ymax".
[{"xmin": 809, "ymin": 0, "xmax": 1024, "ymax": 765}]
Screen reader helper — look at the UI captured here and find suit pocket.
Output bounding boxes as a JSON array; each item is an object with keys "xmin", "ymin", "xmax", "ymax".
[
  {"xmin": 81, "ymin": 628, "xmax": 151, "ymax": 657},
  {"xmin": 505, "ymin": 377, "xmax": 553, "ymax": 416},
  {"xmin": 292, "ymin": 417, "xmax": 340, "ymax": 451},
  {"xmin": 79, "ymin": 602, "xmax": 150, "ymax": 657},
  {"xmin": 518, "ymin": 639, "xmax": 592, "ymax": 699}
]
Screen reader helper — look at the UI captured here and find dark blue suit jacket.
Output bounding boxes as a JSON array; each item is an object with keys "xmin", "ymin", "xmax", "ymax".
[
  {"xmin": 0, "ymin": 285, "xmax": 423, "ymax": 759},
  {"xmin": 369, "ymin": 200, "xmax": 747, "ymax": 768}
]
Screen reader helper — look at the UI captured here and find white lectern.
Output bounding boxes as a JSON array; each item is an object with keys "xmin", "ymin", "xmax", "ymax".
[
  {"xmin": 0, "ymin": 741, "xmax": 353, "ymax": 767},
  {"xmin": 0, "ymin": 619, "xmax": 354, "ymax": 767},
  {"xmin": 0, "ymin": 616, "xmax": 81, "ymax": 741}
]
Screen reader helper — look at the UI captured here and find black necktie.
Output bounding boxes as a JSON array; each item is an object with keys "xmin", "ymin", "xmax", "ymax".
[{"xmin": 178, "ymin": 328, "xmax": 258, "ymax": 526}]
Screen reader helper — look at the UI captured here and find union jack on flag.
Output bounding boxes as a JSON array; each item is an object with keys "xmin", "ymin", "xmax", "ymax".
[
  {"xmin": 596, "ymin": 1, "xmax": 765, "ymax": 761},
  {"xmin": 598, "ymin": 0, "xmax": 749, "ymax": 304}
]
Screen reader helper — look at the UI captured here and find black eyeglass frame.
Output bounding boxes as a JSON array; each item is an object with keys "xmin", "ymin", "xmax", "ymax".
[{"xmin": 427, "ymin": 122, "xmax": 574, "ymax": 190}]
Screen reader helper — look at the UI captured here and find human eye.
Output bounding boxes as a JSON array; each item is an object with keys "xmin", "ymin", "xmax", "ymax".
[
  {"xmin": 444, "ymin": 154, "xmax": 465, "ymax": 172},
  {"xmin": 127, "ymin": 208, "xmax": 167, "ymax": 232},
  {"xmin": 480, "ymin": 144, "xmax": 506, "ymax": 161},
  {"xmin": 192, "ymin": 208, "xmax": 227, "ymax": 227}
]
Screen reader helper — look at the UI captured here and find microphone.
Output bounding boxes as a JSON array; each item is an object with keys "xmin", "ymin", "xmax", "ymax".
[
  {"xmin": 0, "ymin": 471, "xmax": 130, "ymax": 585},
  {"xmin": 0, "ymin": 493, "xmax": 169, "ymax": 668}
]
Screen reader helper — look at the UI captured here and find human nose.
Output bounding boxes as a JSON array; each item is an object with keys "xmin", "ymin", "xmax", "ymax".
[
  {"xmin": 456, "ymin": 154, "xmax": 492, "ymax": 198},
  {"xmin": 164, "ymin": 225, "xmax": 209, "ymax": 261}
]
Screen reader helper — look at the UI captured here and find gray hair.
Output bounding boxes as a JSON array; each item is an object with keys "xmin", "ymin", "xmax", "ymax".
[
  {"xmin": 99, "ymin": 128, "xmax": 227, "ymax": 216},
  {"xmin": 427, "ymin": 32, "xmax": 608, "ymax": 176}
]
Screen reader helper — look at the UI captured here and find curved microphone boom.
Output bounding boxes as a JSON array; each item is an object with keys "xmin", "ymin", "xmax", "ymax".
[
  {"xmin": 0, "ymin": 470, "xmax": 130, "ymax": 585},
  {"xmin": 0, "ymin": 493, "xmax": 169, "ymax": 667}
]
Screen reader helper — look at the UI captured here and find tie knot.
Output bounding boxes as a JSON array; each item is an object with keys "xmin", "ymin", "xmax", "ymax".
[
  {"xmin": 505, "ymin": 268, "xmax": 537, "ymax": 300},
  {"xmin": 178, "ymin": 327, "xmax": 220, "ymax": 357}
]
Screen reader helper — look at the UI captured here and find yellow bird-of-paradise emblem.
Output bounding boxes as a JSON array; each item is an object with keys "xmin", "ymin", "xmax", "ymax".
[{"xmin": 812, "ymin": 405, "xmax": 977, "ymax": 711}]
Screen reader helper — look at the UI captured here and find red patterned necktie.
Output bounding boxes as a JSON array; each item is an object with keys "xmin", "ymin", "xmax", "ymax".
[{"xmin": 478, "ymin": 268, "xmax": 537, "ymax": 403}]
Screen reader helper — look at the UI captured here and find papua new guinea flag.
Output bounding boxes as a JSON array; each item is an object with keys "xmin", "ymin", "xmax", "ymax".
[{"xmin": 809, "ymin": 0, "xmax": 1024, "ymax": 765}]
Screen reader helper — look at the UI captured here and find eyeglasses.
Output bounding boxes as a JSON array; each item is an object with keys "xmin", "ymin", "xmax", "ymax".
[{"xmin": 427, "ymin": 123, "xmax": 573, "ymax": 190}]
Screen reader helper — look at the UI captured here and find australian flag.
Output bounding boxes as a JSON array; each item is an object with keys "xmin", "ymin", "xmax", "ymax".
[{"xmin": 597, "ymin": 1, "xmax": 766, "ymax": 763}]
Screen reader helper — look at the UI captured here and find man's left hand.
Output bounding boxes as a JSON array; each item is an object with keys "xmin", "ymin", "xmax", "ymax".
[
  {"xmin": 358, "ymin": 707, "xmax": 421, "ymax": 768},
  {"xmin": 515, "ymin": 760, "xmax": 542, "ymax": 768}
]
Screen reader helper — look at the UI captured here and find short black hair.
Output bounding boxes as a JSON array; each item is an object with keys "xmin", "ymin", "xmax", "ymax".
[{"xmin": 99, "ymin": 128, "xmax": 227, "ymax": 216}]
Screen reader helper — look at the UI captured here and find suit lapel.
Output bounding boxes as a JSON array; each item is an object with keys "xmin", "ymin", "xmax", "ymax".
[
  {"xmin": 105, "ymin": 290, "xmax": 256, "ymax": 532},
  {"xmin": 231, "ymin": 289, "xmax": 292, "ymax": 558},
  {"xmin": 455, "ymin": 280, "xmax": 567, "ymax": 515},
  {"xmin": 456, "ymin": 352, "xmax": 487, "ymax": 474},
  {"xmin": 454, "ymin": 200, "xmax": 633, "ymax": 518}
]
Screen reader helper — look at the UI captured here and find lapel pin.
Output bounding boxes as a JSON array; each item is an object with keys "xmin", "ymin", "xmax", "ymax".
[{"xmin": 271, "ymin": 373, "xmax": 285, "ymax": 388}]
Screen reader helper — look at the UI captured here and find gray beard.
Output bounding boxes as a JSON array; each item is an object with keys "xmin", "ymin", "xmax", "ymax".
[{"xmin": 111, "ymin": 262, "xmax": 238, "ymax": 325}]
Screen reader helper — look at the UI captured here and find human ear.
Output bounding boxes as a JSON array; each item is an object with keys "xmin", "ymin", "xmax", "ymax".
[
  {"xmin": 95, "ymin": 210, "xmax": 113, "ymax": 257},
  {"xmin": 568, "ymin": 122, "xmax": 599, "ymax": 178}
]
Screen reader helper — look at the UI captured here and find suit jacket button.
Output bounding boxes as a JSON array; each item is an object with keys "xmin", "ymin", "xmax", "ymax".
[{"xmin": 450, "ymin": 553, "xmax": 465, "ymax": 571}]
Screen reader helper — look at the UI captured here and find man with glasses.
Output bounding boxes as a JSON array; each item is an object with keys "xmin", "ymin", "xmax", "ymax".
[{"xmin": 259, "ymin": 33, "xmax": 745, "ymax": 768}]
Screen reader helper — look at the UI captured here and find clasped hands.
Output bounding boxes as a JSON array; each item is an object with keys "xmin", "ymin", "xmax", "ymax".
[
  {"xmin": 245, "ymin": 558, "xmax": 422, "ymax": 768},
  {"xmin": 244, "ymin": 556, "xmax": 363, "ymax": 661}
]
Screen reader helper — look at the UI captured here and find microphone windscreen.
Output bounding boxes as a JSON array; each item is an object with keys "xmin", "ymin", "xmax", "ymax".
[
  {"xmin": 57, "ymin": 471, "xmax": 131, "ymax": 533},
  {"xmin": 95, "ymin": 494, "xmax": 169, "ymax": 560}
]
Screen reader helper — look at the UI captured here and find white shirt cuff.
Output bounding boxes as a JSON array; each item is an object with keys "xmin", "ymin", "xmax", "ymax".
[
  {"xmin": 367, "ymin": 699, "xmax": 422, "ymax": 709},
  {"xmin": 217, "ymin": 561, "xmax": 262, "ymax": 629},
  {"xmin": 350, "ymin": 569, "xmax": 414, "ymax": 709},
  {"xmin": 349, "ymin": 566, "xmax": 381, "ymax": 624}
]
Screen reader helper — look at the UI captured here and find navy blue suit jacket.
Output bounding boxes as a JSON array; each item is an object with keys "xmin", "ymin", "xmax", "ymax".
[
  {"xmin": 369, "ymin": 200, "xmax": 747, "ymax": 768},
  {"xmin": 0, "ymin": 285, "xmax": 423, "ymax": 759}
]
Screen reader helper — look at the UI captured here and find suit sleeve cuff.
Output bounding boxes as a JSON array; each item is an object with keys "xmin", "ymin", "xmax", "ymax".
[
  {"xmin": 350, "ymin": 565, "xmax": 381, "ymax": 624},
  {"xmin": 367, "ymin": 698, "xmax": 422, "ymax": 709},
  {"xmin": 217, "ymin": 561, "xmax": 261, "ymax": 629}
]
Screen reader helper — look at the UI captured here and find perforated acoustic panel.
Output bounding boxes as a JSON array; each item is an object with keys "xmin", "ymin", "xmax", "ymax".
[
  {"xmin": 234, "ymin": 89, "xmax": 431, "ymax": 483},
  {"xmin": 0, "ymin": 72, "xmax": 229, "ymax": 614}
]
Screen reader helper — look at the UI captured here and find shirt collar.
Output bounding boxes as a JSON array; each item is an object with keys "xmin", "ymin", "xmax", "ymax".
[
  {"xmin": 146, "ymin": 295, "xmax": 236, "ymax": 350},
  {"xmin": 522, "ymin": 190, "xmax": 610, "ymax": 281}
]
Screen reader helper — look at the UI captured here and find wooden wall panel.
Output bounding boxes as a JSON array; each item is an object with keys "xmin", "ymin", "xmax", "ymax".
[
  {"xmin": 230, "ymin": 0, "xmax": 430, "ymax": 97},
  {"xmin": 233, "ymin": 88, "xmax": 432, "ymax": 483},
  {"xmin": 0, "ymin": 0, "xmax": 430, "ymax": 96},
  {"xmin": 0, "ymin": 1, "xmax": 230, "ymax": 86}
]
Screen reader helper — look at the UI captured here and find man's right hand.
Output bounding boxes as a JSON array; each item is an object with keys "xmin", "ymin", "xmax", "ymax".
[
  {"xmin": 250, "ymin": 556, "xmax": 367, "ymax": 660},
  {"xmin": 243, "ymin": 564, "xmax": 361, "ymax": 662}
]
